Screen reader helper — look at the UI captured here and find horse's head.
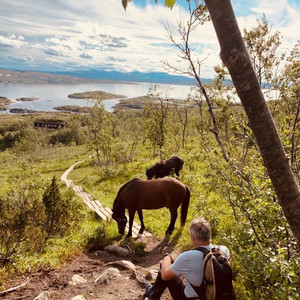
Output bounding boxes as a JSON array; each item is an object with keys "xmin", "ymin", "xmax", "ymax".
[
  {"xmin": 112, "ymin": 210, "xmax": 127, "ymax": 235},
  {"xmin": 146, "ymin": 167, "xmax": 154, "ymax": 179}
]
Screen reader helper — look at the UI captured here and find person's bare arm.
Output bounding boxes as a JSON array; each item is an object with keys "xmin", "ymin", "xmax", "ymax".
[{"xmin": 161, "ymin": 254, "xmax": 176, "ymax": 281}]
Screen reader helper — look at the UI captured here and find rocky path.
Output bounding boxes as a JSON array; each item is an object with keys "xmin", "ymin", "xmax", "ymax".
[
  {"xmin": 0, "ymin": 159, "xmax": 178, "ymax": 300},
  {"xmin": 1, "ymin": 234, "xmax": 178, "ymax": 300}
]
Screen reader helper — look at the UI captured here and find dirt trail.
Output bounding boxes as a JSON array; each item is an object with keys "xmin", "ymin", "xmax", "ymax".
[{"xmin": 1, "ymin": 234, "xmax": 179, "ymax": 299}]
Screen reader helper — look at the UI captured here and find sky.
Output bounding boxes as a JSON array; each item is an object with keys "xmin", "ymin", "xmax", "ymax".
[{"xmin": 0, "ymin": 0, "xmax": 299, "ymax": 79}]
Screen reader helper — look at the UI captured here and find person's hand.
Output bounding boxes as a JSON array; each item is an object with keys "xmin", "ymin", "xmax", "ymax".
[{"xmin": 163, "ymin": 253, "xmax": 174, "ymax": 263}]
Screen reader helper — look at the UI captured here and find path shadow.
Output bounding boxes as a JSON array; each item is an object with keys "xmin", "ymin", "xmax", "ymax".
[
  {"xmin": 134, "ymin": 227, "xmax": 185, "ymax": 268},
  {"xmin": 85, "ymin": 227, "xmax": 186, "ymax": 270}
]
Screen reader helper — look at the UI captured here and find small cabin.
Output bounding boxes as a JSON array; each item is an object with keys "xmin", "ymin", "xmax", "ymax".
[{"xmin": 34, "ymin": 118, "xmax": 67, "ymax": 129}]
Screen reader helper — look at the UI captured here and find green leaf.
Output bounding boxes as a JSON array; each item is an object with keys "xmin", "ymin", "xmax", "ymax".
[{"xmin": 165, "ymin": 0, "xmax": 176, "ymax": 8}]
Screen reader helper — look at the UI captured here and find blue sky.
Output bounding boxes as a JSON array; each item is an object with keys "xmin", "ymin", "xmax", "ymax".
[{"xmin": 0, "ymin": 0, "xmax": 299, "ymax": 78}]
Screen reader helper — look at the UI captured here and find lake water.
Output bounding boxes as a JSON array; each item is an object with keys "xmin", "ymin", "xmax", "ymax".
[{"xmin": 0, "ymin": 82, "xmax": 194, "ymax": 113}]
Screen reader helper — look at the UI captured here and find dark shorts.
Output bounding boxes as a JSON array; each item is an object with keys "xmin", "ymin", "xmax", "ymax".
[{"xmin": 150, "ymin": 272, "xmax": 199, "ymax": 300}]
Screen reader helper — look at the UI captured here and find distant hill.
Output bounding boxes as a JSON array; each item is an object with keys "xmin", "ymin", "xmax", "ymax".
[
  {"xmin": 0, "ymin": 68, "xmax": 97, "ymax": 84},
  {"xmin": 0, "ymin": 68, "xmax": 212, "ymax": 85},
  {"xmin": 53, "ymin": 69, "xmax": 208, "ymax": 85}
]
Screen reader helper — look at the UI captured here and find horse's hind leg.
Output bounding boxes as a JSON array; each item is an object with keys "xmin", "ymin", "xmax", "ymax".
[
  {"xmin": 137, "ymin": 209, "xmax": 145, "ymax": 234},
  {"xmin": 166, "ymin": 208, "xmax": 178, "ymax": 235}
]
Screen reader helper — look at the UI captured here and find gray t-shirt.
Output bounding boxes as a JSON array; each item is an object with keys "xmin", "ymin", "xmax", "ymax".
[{"xmin": 171, "ymin": 244, "xmax": 230, "ymax": 298}]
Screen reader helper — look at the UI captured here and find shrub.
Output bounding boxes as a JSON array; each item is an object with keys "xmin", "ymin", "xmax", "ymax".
[
  {"xmin": 86, "ymin": 223, "xmax": 109, "ymax": 251},
  {"xmin": 42, "ymin": 175, "xmax": 82, "ymax": 238},
  {"xmin": 0, "ymin": 174, "xmax": 46, "ymax": 265}
]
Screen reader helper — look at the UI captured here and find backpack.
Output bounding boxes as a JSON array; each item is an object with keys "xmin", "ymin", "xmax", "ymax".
[{"xmin": 190, "ymin": 247, "xmax": 236, "ymax": 300}]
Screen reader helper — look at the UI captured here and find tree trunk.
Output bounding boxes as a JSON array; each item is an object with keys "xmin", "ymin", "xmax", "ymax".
[{"xmin": 204, "ymin": 0, "xmax": 300, "ymax": 248}]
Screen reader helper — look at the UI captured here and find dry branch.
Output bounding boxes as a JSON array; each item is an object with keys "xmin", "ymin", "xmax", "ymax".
[{"xmin": 0, "ymin": 279, "xmax": 29, "ymax": 296}]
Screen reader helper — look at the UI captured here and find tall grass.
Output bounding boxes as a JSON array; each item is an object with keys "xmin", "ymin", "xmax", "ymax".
[{"xmin": 0, "ymin": 144, "xmax": 118, "ymax": 287}]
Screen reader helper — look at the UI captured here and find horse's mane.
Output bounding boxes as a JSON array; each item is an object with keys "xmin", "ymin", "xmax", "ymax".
[{"xmin": 113, "ymin": 178, "xmax": 140, "ymax": 210}]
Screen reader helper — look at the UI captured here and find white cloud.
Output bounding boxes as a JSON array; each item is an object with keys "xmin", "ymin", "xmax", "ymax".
[
  {"xmin": 238, "ymin": 0, "xmax": 300, "ymax": 54},
  {"xmin": 0, "ymin": 0, "xmax": 299, "ymax": 78},
  {"xmin": 0, "ymin": 34, "xmax": 26, "ymax": 48}
]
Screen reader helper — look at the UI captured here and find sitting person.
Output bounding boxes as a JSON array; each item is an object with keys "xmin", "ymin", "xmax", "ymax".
[{"xmin": 144, "ymin": 217, "xmax": 230, "ymax": 300}]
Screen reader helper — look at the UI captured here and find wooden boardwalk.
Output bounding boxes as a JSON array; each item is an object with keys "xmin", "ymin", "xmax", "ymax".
[{"xmin": 61, "ymin": 159, "xmax": 151, "ymax": 238}]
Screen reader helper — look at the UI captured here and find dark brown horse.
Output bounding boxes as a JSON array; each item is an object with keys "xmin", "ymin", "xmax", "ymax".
[
  {"xmin": 112, "ymin": 177, "xmax": 190, "ymax": 237},
  {"xmin": 146, "ymin": 155, "xmax": 184, "ymax": 179}
]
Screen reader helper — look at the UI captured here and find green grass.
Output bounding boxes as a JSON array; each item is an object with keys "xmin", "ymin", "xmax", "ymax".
[
  {"xmin": 0, "ymin": 133, "xmax": 241, "ymax": 295},
  {"xmin": 0, "ymin": 140, "xmax": 236, "ymax": 261},
  {"xmin": 64, "ymin": 146, "xmax": 235, "ymax": 252},
  {"xmin": 0, "ymin": 207, "xmax": 120, "ymax": 287}
]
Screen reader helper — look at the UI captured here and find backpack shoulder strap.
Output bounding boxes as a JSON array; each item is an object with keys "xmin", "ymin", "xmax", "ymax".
[
  {"xmin": 188, "ymin": 247, "xmax": 212, "ymax": 299},
  {"xmin": 193, "ymin": 247, "xmax": 213, "ymax": 277},
  {"xmin": 196, "ymin": 246, "xmax": 210, "ymax": 252},
  {"xmin": 195, "ymin": 246, "xmax": 211, "ymax": 257}
]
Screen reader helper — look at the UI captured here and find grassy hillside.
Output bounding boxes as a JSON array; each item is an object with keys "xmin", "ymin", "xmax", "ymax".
[{"xmin": 0, "ymin": 95, "xmax": 299, "ymax": 299}]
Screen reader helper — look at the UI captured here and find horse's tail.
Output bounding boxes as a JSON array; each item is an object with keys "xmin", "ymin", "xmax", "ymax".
[{"xmin": 180, "ymin": 186, "xmax": 190, "ymax": 227}]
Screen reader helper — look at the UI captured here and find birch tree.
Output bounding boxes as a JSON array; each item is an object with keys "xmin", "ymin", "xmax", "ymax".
[
  {"xmin": 203, "ymin": 0, "xmax": 300, "ymax": 249},
  {"xmin": 122, "ymin": 0, "xmax": 300, "ymax": 249}
]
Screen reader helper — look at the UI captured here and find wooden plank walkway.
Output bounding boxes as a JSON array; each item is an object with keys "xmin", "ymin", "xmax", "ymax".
[{"xmin": 61, "ymin": 158, "xmax": 151, "ymax": 238}]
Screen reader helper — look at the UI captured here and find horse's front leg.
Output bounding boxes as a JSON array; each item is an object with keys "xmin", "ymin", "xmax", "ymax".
[
  {"xmin": 166, "ymin": 208, "xmax": 178, "ymax": 235},
  {"xmin": 126, "ymin": 209, "xmax": 136, "ymax": 238},
  {"xmin": 137, "ymin": 209, "xmax": 145, "ymax": 234}
]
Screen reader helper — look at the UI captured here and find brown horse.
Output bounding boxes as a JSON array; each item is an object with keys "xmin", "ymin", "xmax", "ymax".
[
  {"xmin": 146, "ymin": 155, "xmax": 184, "ymax": 179},
  {"xmin": 112, "ymin": 177, "xmax": 190, "ymax": 237}
]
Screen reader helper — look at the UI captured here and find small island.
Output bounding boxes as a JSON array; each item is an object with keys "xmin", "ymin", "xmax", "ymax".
[
  {"xmin": 16, "ymin": 97, "xmax": 39, "ymax": 102},
  {"xmin": 9, "ymin": 108, "xmax": 37, "ymax": 114},
  {"xmin": 53, "ymin": 105, "xmax": 91, "ymax": 113},
  {"xmin": 68, "ymin": 90, "xmax": 126, "ymax": 100},
  {"xmin": 113, "ymin": 95, "xmax": 194, "ymax": 111},
  {"xmin": 114, "ymin": 96, "xmax": 152, "ymax": 110},
  {"xmin": 0, "ymin": 96, "xmax": 13, "ymax": 111}
]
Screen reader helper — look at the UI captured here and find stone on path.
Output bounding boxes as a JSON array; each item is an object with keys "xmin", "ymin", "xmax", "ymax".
[
  {"xmin": 71, "ymin": 295, "xmax": 86, "ymax": 300},
  {"xmin": 94, "ymin": 267, "xmax": 121, "ymax": 285},
  {"xmin": 68, "ymin": 274, "xmax": 88, "ymax": 286},
  {"xmin": 106, "ymin": 259, "xmax": 157, "ymax": 284},
  {"xmin": 33, "ymin": 291, "xmax": 50, "ymax": 300},
  {"xmin": 105, "ymin": 244, "xmax": 131, "ymax": 257},
  {"xmin": 106, "ymin": 259, "xmax": 136, "ymax": 270}
]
